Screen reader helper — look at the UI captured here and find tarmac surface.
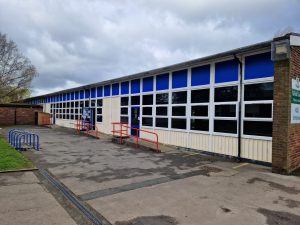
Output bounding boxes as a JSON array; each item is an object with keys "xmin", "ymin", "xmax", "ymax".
[{"xmin": 1, "ymin": 126, "xmax": 300, "ymax": 225}]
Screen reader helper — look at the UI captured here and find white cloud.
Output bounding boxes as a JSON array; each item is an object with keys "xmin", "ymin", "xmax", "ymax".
[{"xmin": 0, "ymin": 0, "xmax": 299, "ymax": 97}]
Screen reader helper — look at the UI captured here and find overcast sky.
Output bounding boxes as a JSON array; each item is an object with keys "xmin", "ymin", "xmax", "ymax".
[{"xmin": 0, "ymin": 0, "xmax": 300, "ymax": 96}]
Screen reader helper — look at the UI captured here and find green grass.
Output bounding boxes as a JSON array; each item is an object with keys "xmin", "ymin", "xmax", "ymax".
[{"xmin": 0, "ymin": 137, "xmax": 34, "ymax": 171}]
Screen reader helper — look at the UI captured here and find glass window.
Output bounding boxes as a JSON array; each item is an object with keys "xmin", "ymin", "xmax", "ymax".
[
  {"xmin": 245, "ymin": 104, "xmax": 272, "ymax": 118},
  {"xmin": 85, "ymin": 101, "xmax": 89, "ymax": 107},
  {"xmin": 97, "ymin": 108, "xmax": 102, "ymax": 115},
  {"xmin": 156, "ymin": 107, "xmax": 168, "ymax": 116},
  {"xmin": 121, "ymin": 116, "xmax": 128, "ymax": 123},
  {"xmin": 191, "ymin": 106, "xmax": 208, "ymax": 117},
  {"xmin": 91, "ymin": 100, "xmax": 96, "ymax": 107},
  {"xmin": 131, "ymin": 96, "xmax": 140, "ymax": 105},
  {"xmin": 191, "ymin": 89, "xmax": 209, "ymax": 103},
  {"xmin": 121, "ymin": 97, "xmax": 129, "ymax": 106},
  {"xmin": 244, "ymin": 82, "xmax": 273, "ymax": 101},
  {"xmin": 172, "ymin": 91, "xmax": 187, "ymax": 104},
  {"xmin": 191, "ymin": 119, "xmax": 209, "ymax": 131},
  {"xmin": 214, "ymin": 120, "xmax": 237, "ymax": 133},
  {"xmin": 243, "ymin": 121, "xmax": 272, "ymax": 137},
  {"xmin": 142, "ymin": 107, "xmax": 152, "ymax": 115},
  {"xmin": 121, "ymin": 107, "xmax": 128, "ymax": 115},
  {"xmin": 142, "ymin": 117, "xmax": 153, "ymax": 126},
  {"xmin": 142, "ymin": 95, "xmax": 153, "ymax": 105},
  {"xmin": 97, "ymin": 99, "xmax": 103, "ymax": 107},
  {"xmin": 172, "ymin": 106, "xmax": 186, "ymax": 116},
  {"xmin": 156, "ymin": 118, "xmax": 168, "ymax": 128},
  {"xmin": 71, "ymin": 102, "xmax": 74, "ymax": 108},
  {"xmin": 171, "ymin": 118, "xmax": 186, "ymax": 129},
  {"xmin": 156, "ymin": 93, "xmax": 169, "ymax": 105},
  {"xmin": 97, "ymin": 116, "xmax": 103, "ymax": 122},
  {"xmin": 80, "ymin": 101, "xmax": 84, "ymax": 107},
  {"xmin": 75, "ymin": 101, "xmax": 79, "ymax": 107},
  {"xmin": 215, "ymin": 105, "xmax": 236, "ymax": 117},
  {"xmin": 215, "ymin": 86, "xmax": 238, "ymax": 102}
]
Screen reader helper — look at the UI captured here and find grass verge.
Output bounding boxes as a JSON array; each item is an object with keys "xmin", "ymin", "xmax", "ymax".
[{"xmin": 0, "ymin": 136, "xmax": 34, "ymax": 172}]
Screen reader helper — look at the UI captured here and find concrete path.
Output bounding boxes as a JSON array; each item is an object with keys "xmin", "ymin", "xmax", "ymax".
[
  {"xmin": 0, "ymin": 171, "xmax": 76, "ymax": 225},
  {"xmin": 1, "ymin": 126, "xmax": 300, "ymax": 225}
]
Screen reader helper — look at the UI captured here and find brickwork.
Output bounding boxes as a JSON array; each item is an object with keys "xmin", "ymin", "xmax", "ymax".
[
  {"xmin": 272, "ymin": 46, "xmax": 300, "ymax": 173},
  {"xmin": 0, "ymin": 105, "xmax": 42, "ymax": 126}
]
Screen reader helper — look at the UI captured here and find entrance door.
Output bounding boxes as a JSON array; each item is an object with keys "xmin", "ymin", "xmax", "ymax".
[
  {"xmin": 131, "ymin": 107, "xmax": 140, "ymax": 136},
  {"xmin": 52, "ymin": 112, "xmax": 56, "ymax": 124},
  {"xmin": 91, "ymin": 108, "xmax": 96, "ymax": 130}
]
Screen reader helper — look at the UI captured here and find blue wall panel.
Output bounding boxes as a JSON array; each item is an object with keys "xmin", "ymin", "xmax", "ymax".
[
  {"xmin": 121, "ymin": 82, "xmax": 129, "ymax": 95},
  {"xmin": 191, "ymin": 65, "xmax": 210, "ymax": 86},
  {"xmin": 131, "ymin": 79, "xmax": 140, "ymax": 94},
  {"xmin": 80, "ymin": 90, "xmax": 84, "ymax": 99},
  {"xmin": 143, "ymin": 77, "xmax": 153, "ymax": 92},
  {"xmin": 112, "ymin": 83, "xmax": 119, "ymax": 95},
  {"xmin": 245, "ymin": 52, "xmax": 274, "ymax": 80},
  {"xmin": 91, "ymin": 88, "xmax": 96, "ymax": 98},
  {"xmin": 97, "ymin": 87, "xmax": 103, "ymax": 97},
  {"xmin": 75, "ymin": 91, "xmax": 79, "ymax": 100},
  {"xmin": 215, "ymin": 59, "xmax": 239, "ymax": 83},
  {"xmin": 172, "ymin": 69, "xmax": 187, "ymax": 89},
  {"xmin": 71, "ymin": 92, "xmax": 74, "ymax": 100},
  {"xmin": 156, "ymin": 73, "xmax": 169, "ymax": 90},
  {"xmin": 67, "ymin": 93, "xmax": 70, "ymax": 101},
  {"xmin": 63, "ymin": 93, "xmax": 67, "ymax": 101},
  {"xmin": 104, "ymin": 85, "xmax": 111, "ymax": 96}
]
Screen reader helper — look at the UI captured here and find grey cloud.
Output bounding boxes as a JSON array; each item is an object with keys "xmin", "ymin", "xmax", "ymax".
[{"xmin": 0, "ymin": 0, "xmax": 299, "ymax": 96}]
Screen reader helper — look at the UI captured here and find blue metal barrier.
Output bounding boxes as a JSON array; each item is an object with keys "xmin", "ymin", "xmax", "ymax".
[{"xmin": 8, "ymin": 129, "xmax": 40, "ymax": 151}]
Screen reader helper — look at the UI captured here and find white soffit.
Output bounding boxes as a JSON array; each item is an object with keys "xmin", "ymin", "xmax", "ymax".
[{"xmin": 290, "ymin": 35, "xmax": 300, "ymax": 46}]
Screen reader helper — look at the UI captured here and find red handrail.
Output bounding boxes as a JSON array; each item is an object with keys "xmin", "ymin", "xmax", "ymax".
[
  {"xmin": 111, "ymin": 122, "xmax": 159, "ymax": 153},
  {"xmin": 75, "ymin": 119, "xmax": 99, "ymax": 139}
]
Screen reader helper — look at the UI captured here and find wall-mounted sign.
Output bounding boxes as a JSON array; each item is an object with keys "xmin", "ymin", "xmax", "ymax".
[{"xmin": 291, "ymin": 78, "xmax": 300, "ymax": 124}]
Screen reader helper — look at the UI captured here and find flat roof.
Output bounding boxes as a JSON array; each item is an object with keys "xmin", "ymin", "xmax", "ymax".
[{"xmin": 24, "ymin": 32, "xmax": 297, "ymax": 101}]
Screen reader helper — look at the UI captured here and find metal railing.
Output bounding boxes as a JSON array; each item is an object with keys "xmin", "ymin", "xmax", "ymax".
[
  {"xmin": 8, "ymin": 129, "xmax": 39, "ymax": 151},
  {"xmin": 111, "ymin": 122, "xmax": 159, "ymax": 153},
  {"xmin": 75, "ymin": 119, "xmax": 99, "ymax": 139}
]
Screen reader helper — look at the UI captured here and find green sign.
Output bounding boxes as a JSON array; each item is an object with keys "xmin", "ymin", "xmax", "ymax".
[{"xmin": 291, "ymin": 78, "xmax": 300, "ymax": 124}]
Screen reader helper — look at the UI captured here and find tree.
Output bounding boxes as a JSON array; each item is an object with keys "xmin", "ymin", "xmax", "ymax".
[{"xmin": 0, "ymin": 33, "xmax": 37, "ymax": 103}]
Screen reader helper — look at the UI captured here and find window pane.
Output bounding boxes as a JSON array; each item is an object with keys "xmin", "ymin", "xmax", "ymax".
[
  {"xmin": 97, "ymin": 108, "xmax": 102, "ymax": 115},
  {"xmin": 97, "ymin": 99, "xmax": 103, "ymax": 107},
  {"xmin": 91, "ymin": 100, "xmax": 96, "ymax": 107},
  {"xmin": 156, "ymin": 107, "xmax": 168, "ymax": 116},
  {"xmin": 215, "ymin": 105, "xmax": 236, "ymax": 117},
  {"xmin": 142, "ymin": 95, "xmax": 153, "ymax": 105},
  {"xmin": 120, "ymin": 107, "xmax": 128, "ymax": 115},
  {"xmin": 171, "ymin": 118, "xmax": 186, "ymax": 129},
  {"xmin": 85, "ymin": 101, "xmax": 89, "ymax": 107},
  {"xmin": 172, "ymin": 91, "xmax": 187, "ymax": 104},
  {"xmin": 142, "ymin": 117, "xmax": 153, "ymax": 126},
  {"xmin": 191, "ymin": 106, "xmax": 208, "ymax": 117},
  {"xmin": 191, "ymin": 89, "xmax": 210, "ymax": 103},
  {"xmin": 142, "ymin": 107, "xmax": 152, "ymax": 115},
  {"xmin": 131, "ymin": 96, "xmax": 140, "ymax": 105},
  {"xmin": 156, "ymin": 93, "xmax": 169, "ymax": 104},
  {"xmin": 243, "ymin": 121, "xmax": 272, "ymax": 137},
  {"xmin": 214, "ymin": 120, "xmax": 237, "ymax": 133},
  {"xmin": 121, "ymin": 97, "xmax": 129, "ymax": 106},
  {"xmin": 75, "ymin": 102, "xmax": 79, "ymax": 107},
  {"xmin": 245, "ymin": 104, "xmax": 272, "ymax": 118},
  {"xmin": 97, "ymin": 115, "xmax": 103, "ymax": 122},
  {"xmin": 244, "ymin": 82, "xmax": 273, "ymax": 101},
  {"xmin": 172, "ymin": 106, "xmax": 186, "ymax": 116},
  {"xmin": 215, "ymin": 86, "xmax": 238, "ymax": 102},
  {"xmin": 191, "ymin": 119, "xmax": 209, "ymax": 131},
  {"xmin": 156, "ymin": 118, "xmax": 168, "ymax": 128},
  {"xmin": 121, "ymin": 116, "xmax": 128, "ymax": 123},
  {"xmin": 71, "ymin": 102, "xmax": 74, "ymax": 107}
]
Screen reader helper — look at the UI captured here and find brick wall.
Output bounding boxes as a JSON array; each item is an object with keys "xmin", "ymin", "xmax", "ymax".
[
  {"xmin": 272, "ymin": 46, "xmax": 300, "ymax": 173},
  {"xmin": 0, "ymin": 106, "xmax": 42, "ymax": 126}
]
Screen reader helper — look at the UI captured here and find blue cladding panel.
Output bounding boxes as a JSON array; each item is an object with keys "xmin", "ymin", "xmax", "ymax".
[
  {"xmin": 172, "ymin": 69, "xmax": 188, "ymax": 89},
  {"xmin": 104, "ymin": 85, "xmax": 111, "ymax": 96},
  {"xmin": 97, "ymin": 87, "xmax": 103, "ymax": 97},
  {"xmin": 80, "ymin": 90, "xmax": 84, "ymax": 99},
  {"xmin": 245, "ymin": 52, "xmax": 274, "ymax": 80},
  {"xmin": 75, "ymin": 91, "xmax": 79, "ymax": 100},
  {"xmin": 215, "ymin": 59, "xmax": 239, "ymax": 83},
  {"xmin": 191, "ymin": 65, "xmax": 210, "ymax": 86},
  {"xmin": 67, "ymin": 93, "xmax": 70, "ymax": 101},
  {"xmin": 131, "ymin": 79, "xmax": 140, "ymax": 94},
  {"xmin": 85, "ymin": 89, "xmax": 90, "ymax": 99},
  {"xmin": 71, "ymin": 92, "xmax": 74, "ymax": 100},
  {"xmin": 143, "ymin": 77, "xmax": 153, "ymax": 92},
  {"xmin": 112, "ymin": 83, "xmax": 119, "ymax": 95},
  {"xmin": 121, "ymin": 82, "xmax": 129, "ymax": 94},
  {"xmin": 156, "ymin": 73, "xmax": 169, "ymax": 90},
  {"xmin": 63, "ymin": 93, "xmax": 67, "ymax": 101},
  {"xmin": 59, "ymin": 94, "xmax": 62, "ymax": 101},
  {"xmin": 91, "ymin": 88, "xmax": 96, "ymax": 98}
]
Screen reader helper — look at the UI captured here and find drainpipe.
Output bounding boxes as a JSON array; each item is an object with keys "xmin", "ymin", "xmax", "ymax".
[{"xmin": 234, "ymin": 54, "xmax": 243, "ymax": 161}]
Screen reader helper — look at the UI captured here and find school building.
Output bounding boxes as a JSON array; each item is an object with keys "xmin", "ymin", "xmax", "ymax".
[{"xmin": 23, "ymin": 33, "xmax": 300, "ymax": 174}]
